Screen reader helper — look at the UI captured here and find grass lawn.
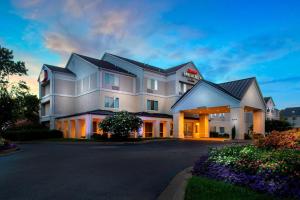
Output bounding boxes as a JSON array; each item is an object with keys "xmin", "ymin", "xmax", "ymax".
[{"xmin": 185, "ymin": 176, "xmax": 277, "ymax": 200}]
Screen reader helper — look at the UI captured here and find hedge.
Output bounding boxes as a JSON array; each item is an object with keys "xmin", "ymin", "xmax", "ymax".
[{"xmin": 2, "ymin": 129, "xmax": 63, "ymax": 141}]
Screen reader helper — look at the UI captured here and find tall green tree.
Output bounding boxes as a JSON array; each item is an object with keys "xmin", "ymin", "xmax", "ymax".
[
  {"xmin": 0, "ymin": 45, "xmax": 39, "ymax": 132},
  {"xmin": 0, "ymin": 46, "xmax": 27, "ymax": 86}
]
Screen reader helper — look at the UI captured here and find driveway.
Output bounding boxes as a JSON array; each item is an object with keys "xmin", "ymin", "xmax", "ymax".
[{"xmin": 0, "ymin": 140, "xmax": 227, "ymax": 200}]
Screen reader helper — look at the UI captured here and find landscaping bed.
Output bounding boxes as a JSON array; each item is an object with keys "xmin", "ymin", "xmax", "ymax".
[
  {"xmin": 0, "ymin": 137, "xmax": 18, "ymax": 154},
  {"xmin": 191, "ymin": 132, "xmax": 300, "ymax": 199}
]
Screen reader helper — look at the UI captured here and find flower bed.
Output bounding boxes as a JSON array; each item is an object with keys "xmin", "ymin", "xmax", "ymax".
[
  {"xmin": 192, "ymin": 145, "xmax": 300, "ymax": 199},
  {"xmin": 0, "ymin": 137, "xmax": 18, "ymax": 153}
]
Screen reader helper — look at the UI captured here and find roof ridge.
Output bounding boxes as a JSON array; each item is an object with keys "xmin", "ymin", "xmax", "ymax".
[
  {"xmin": 44, "ymin": 64, "xmax": 61, "ymax": 68},
  {"xmin": 218, "ymin": 77, "xmax": 256, "ymax": 85},
  {"xmin": 106, "ymin": 52, "xmax": 192, "ymax": 74}
]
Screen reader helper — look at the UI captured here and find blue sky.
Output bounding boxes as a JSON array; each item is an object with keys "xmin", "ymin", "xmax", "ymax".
[{"xmin": 1, "ymin": 0, "xmax": 300, "ymax": 108}]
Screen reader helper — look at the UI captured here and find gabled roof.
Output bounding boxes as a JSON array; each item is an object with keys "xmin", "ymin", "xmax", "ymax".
[
  {"xmin": 106, "ymin": 53, "xmax": 195, "ymax": 75},
  {"xmin": 44, "ymin": 64, "xmax": 76, "ymax": 76},
  {"xmin": 280, "ymin": 107, "xmax": 300, "ymax": 117},
  {"xmin": 74, "ymin": 53, "xmax": 136, "ymax": 77},
  {"xmin": 218, "ymin": 77, "xmax": 255, "ymax": 100},
  {"xmin": 171, "ymin": 77, "xmax": 256, "ymax": 109},
  {"xmin": 264, "ymin": 97, "xmax": 271, "ymax": 103}
]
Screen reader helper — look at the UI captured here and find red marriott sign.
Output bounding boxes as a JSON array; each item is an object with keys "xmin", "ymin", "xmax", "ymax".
[{"xmin": 183, "ymin": 68, "xmax": 200, "ymax": 80}]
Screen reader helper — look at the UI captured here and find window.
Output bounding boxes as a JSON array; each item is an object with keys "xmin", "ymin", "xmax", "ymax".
[
  {"xmin": 219, "ymin": 127, "xmax": 225, "ymax": 134},
  {"xmin": 219, "ymin": 113, "xmax": 225, "ymax": 118},
  {"xmin": 147, "ymin": 100, "xmax": 158, "ymax": 111},
  {"xmin": 92, "ymin": 121, "xmax": 98, "ymax": 133},
  {"xmin": 180, "ymin": 82, "xmax": 187, "ymax": 93},
  {"xmin": 104, "ymin": 73, "xmax": 119, "ymax": 86},
  {"xmin": 147, "ymin": 79, "xmax": 158, "ymax": 90},
  {"xmin": 104, "ymin": 96, "xmax": 119, "ymax": 108}
]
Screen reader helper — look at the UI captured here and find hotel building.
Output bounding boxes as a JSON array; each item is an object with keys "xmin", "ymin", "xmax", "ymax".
[{"xmin": 38, "ymin": 52, "xmax": 266, "ymax": 139}]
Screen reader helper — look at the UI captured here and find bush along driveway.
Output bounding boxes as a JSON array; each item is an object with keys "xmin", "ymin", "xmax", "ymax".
[{"xmin": 191, "ymin": 145, "xmax": 300, "ymax": 199}]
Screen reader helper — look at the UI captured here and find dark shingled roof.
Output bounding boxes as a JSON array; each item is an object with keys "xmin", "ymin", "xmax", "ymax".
[
  {"xmin": 135, "ymin": 112, "xmax": 172, "ymax": 119},
  {"xmin": 44, "ymin": 64, "xmax": 76, "ymax": 76},
  {"xmin": 171, "ymin": 77, "xmax": 256, "ymax": 109},
  {"xmin": 280, "ymin": 107, "xmax": 300, "ymax": 117},
  {"xmin": 56, "ymin": 110, "xmax": 173, "ymax": 119},
  {"xmin": 75, "ymin": 53, "xmax": 136, "ymax": 77},
  {"xmin": 107, "ymin": 53, "xmax": 194, "ymax": 75},
  {"xmin": 218, "ymin": 77, "xmax": 255, "ymax": 100}
]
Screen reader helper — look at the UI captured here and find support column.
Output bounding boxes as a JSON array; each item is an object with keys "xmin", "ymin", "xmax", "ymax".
[
  {"xmin": 173, "ymin": 112, "xmax": 184, "ymax": 138},
  {"xmin": 230, "ymin": 107, "xmax": 245, "ymax": 140},
  {"xmin": 68, "ymin": 120, "xmax": 72, "ymax": 138},
  {"xmin": 85, "ymin": 115, "xmax": 93, "ymax": 139},
  {"xmin": 75, "ymin": 119, "xmax": 80, "ymax": 138},
  {"xmin": 253, "ymin": 110, "xmax": 265, "ymax": 135},
  {"xmin": 166, "ymin": 121, "xmax": 171, "ymax": 137},
  {"xmin": 154, "ymin": 120, "xmax": 160, "ymax": 138},
  {"xmin": 139, "ymin": 123, "xmax": 145, "ymax": 138},
  {"xmin": 63, "ymin": 120, "xmax": 68, "ymax": 138},
  {"xmin": 199, "ymin": 114, "xmax": 209, "ymax": 138}
]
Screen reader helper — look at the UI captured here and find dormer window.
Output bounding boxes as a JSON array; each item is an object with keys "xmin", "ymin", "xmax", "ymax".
[{"xmin": 147, "ymin": 79, "xmax": 158, "ymax": 90}]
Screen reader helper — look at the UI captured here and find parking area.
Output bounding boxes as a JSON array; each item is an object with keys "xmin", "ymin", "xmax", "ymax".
[{"xmin": 0, "ymin": 140, "xmax": 228, "ymax": 200}]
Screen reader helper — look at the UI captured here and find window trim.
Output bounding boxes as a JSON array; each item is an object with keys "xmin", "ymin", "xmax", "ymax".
[
  {"xmin": 147, "ymin": 79, "xmax": 158, "ymax": 90},
  {"xmin": 147, "ymin": 99, "xmax": 158, "ymax": 111}
]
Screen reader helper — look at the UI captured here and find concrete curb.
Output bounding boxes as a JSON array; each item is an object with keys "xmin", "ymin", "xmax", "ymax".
[
  {"xmin": 15, "ymin": 138, "xmax": 176, "ymax": 145},
  {"xmin": 0, "ymin": 147, "xmax": 20, "ymax": 156},
  {"xmin": 157, "ymin": 166, "xmax": 193, "ymax": 200}
]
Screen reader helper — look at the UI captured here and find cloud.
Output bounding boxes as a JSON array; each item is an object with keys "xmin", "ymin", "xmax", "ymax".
[
  {"xmin": 44, "ymin": 32, "xmax": 80, "ymax": 56},
  {"xmin": 199, "ymin": 33, "xmax": 300, "ymax": 81},
  {"xmin": 10, "ymin": 0, "xmax": 300, "ymax": 100},
  {"xmin": 11, "ymin": 0, "xmax": 208, "ymax": 66},
  {"xmin": 260, "ymin": 76, "xmax": 300, "ymax": 85}
]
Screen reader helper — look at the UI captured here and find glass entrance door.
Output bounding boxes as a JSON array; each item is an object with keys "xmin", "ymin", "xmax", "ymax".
[
  {"xmin": 144, "ymin": 122, "xmax": 153, "ymax": 137},
  {"xmin": 184, "ymin": 122, "xmax": 193, "ymax": 137}
]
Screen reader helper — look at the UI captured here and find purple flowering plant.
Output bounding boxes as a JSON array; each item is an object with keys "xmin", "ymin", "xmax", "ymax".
[{"xmin": 193, "ymin": 145, "xmax": 300, "ymax": 199}]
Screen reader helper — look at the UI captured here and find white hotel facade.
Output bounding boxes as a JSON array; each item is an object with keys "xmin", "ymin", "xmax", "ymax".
[{"xmin": 39, "ymin": 52, "xmax": 266, "ymax": 139}]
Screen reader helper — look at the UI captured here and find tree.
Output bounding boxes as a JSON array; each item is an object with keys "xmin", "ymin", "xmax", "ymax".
[
  {"xmin": 265, "ymin": 119, "xmax": 291, "ymax": 133},
  {"xmin": 99, "ymin": 111, "xmax": 143, "ymax": 138},
  {"xmin": 0, "ymin": 45, "xmax": 39, "ymax": 133},
  {"xmin": 0, "ymin": 46, "xmax": 27, "ymax": 85}
]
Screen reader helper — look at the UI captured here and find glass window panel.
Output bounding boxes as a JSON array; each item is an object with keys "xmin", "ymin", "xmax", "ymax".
[
  {"xmin": 154, "ymin": 101, "xmax": 158, "ymax": 110},
  {"xmin": 114, "ymin": 98, "xmax": 119, "ymax": 108}
]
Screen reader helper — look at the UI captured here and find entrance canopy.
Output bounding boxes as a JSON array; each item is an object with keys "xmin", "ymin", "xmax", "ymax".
[{"xmin": 171, "ymin": 78, "xmax": 266, "ymax": 139}]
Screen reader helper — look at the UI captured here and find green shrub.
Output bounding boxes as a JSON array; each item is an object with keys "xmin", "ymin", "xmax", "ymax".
[
  {"xmin": 244, "ymin": 132, "xmax": 252, "ymax": 140},
  {"xmin": 210, "ymin": 132, "xmax": 229, "ymax": 138},
  {"xmin": 99, "ymin": 111, "xmax": 143, "ymax": 139},
  {"xmin": 91, "ymin": 133, "xmax": 108, "ymax": 141},
  {"xmin": 265, "ymin": 119, "xmax": 291, "ymax": 133},
  {"xmin": 2, "ymin": 129, "xmax": 63, "ymax": 141},
  {"xmin": 210, "ymin": 131, "xmax": 219, "ymax": 138}
]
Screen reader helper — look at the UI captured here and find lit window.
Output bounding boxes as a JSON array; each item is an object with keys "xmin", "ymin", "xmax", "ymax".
[
  {"xmin": 147, "ymin": 100, "xmax": 158, "ymax": 111},
  {"xmin": 104, "ymin": 73, "xmax": 119, "ymax": 86},
  {"xmin": 147, "ymin": 79, "xmax": 158, "ymax": 90},
  {"xmin": 104, "ymin": 96, "xmax": 119, "ymax": 108}
]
